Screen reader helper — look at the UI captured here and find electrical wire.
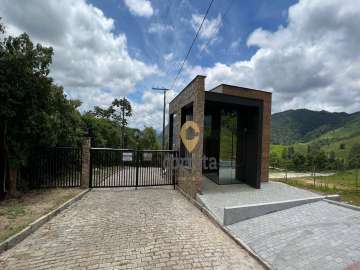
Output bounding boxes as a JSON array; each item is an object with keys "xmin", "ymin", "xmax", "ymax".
[{"xmin": 171, "ymin": 0, "xmax": 215, "ymax": 90}]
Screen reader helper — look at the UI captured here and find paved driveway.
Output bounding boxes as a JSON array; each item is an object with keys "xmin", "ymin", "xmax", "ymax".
[
  {"xmin": 0, "ymin": 188, "xmax": 263, "ymax": 270},
  {"xmin": 229, "ymin": 201, "xmax": 360, "ymax": 270}
]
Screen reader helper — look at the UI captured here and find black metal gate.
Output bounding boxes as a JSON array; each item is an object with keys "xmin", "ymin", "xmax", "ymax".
[
  {"xmin": 90, "ymin": 149, "xmax": 177, "ymax": 188},
  {"xmin": 23, "ymin": 147, "xmax": 81, "ymax": 188}
]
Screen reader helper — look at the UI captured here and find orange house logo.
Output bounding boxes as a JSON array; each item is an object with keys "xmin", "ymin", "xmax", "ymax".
[{"xmin": 179, "ymin": 121, "xmax": 200, "ymax": 153}]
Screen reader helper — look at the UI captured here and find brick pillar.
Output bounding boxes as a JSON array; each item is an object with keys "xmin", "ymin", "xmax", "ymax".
[{"xmin": 81, "ymin": 137, "xmax": 91, "ymax": 189}]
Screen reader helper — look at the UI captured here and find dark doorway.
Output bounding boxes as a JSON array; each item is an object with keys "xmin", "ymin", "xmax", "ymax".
[
  {"xmin": 236, "ymin": 106, "xmax": 260, "ymax": 188},
  {"xmin": 203, "ymin": 93, "xmax": 262, "ymax": 188}
]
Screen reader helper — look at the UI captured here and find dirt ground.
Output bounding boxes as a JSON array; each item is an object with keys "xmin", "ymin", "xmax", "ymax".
[{"xmin": 0, "ymin": 188, "xmax": 82, "ymax": 242}]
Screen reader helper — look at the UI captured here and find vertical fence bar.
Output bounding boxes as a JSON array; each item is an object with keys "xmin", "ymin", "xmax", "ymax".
[
  {"xmin": 70, "ymin": 148, "xmax": 74, "ymax": 187},
  {"xmin": 173, "ymin": 152, "xmax": 176, "ymax": 189},
  {"xmin": 88, "ymin": 149, "xmax": 90, "ymax": 188},
  {"xmin": 101, "ymin": 151, "xmax": 104, "ymax": 187},
  {"xmin": 135, "ymin": 151, "xmax": 139, "ymax": 189}
]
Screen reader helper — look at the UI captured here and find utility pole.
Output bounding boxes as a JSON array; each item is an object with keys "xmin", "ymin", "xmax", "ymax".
[{"xmin": 152, "ymin": 87, "xmax": 170, "ymax": 150}]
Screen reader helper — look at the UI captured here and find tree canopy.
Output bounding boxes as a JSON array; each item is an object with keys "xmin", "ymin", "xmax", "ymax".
[
  {"xmin": 348, "ymin": 144, "xmax": 360, "ymax": 169},
  {"xmin": 0, "ymin": 20, "xmax": 161, "ymax": 197},
  {"xmin": 0, "ymin": 29, "xmax": 86, "ymax": 195}
]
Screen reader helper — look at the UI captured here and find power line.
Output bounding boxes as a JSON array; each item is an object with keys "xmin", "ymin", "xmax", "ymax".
[
  {"xmin": 171, "ymin": 0, "xmax": 215, "ymax": 90},
  {"xmin": 199, "ymin": 0, "xmax": 235, "ymax": 54}
]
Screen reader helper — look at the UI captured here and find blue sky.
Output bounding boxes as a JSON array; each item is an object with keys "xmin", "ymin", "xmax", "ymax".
[
  {"xmin": 1, "ymin": 0, "xmax": 359, "ymax": 129},
  {"xmin": 89, "ymin": 0, "xmax": 297, "ymax": 103}
]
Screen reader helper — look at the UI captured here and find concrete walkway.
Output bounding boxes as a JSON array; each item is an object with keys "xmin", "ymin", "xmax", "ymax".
[
  {"xmin": 0, "ymin": 187, "xmax": 263, "ymax": 270},
  {"xmin": 198, "ymin": 179, "xmax": 318, "ymax": 222},
  {"xmin": 229, "ymin": 201, "xmax": 360, "ymax": 270}
]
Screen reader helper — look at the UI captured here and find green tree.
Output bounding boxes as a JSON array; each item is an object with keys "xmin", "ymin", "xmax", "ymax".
[
  {"xmin": 314, "ymin": 151, "xmax": 327, "ymax": 170},
  {"xmin": 47, "ymin": 85, "xmax": 84, "ymax": 146},
  {"xmin": 292, "ymin": 152, "xmax": 306, "ymax": 171},
  {"xmin": 348, "ymin": 144, "xmax": 360, "ymax": 169},
  {"xmin": 326, "ymin": 151, "xmax": 337, "ymax": 170},
  {"xmin": 89, "ymin": 98, "xmax": 133, "ymax": 148},
  {"xmin": 82, "ymin": 113, "xmax": 122, "ymax": 148},
  {"xmin": 139, "ymin": 127, "xmax": 160, "ymax": 150},
  {"xmin": 0, "ymin": 32, "xmax": 53, "ymax": 195},
  {"xmin": 111, "ymin": 98, "xmax": 132, "ymax": 148},
  {"xmin": 281, "ymin": 148, "xmax": 289, "ymax": 160},
  {"xmin": 92, "ymin": 106, "xmax": 113, "ymax": 119},
  {"xmin": 0, "ymin": 28, "xmax": 83, "ymax": 196},
  {"xmin": 287, "ymin": 146, "xmax": 295, "ymax": 159},
  {"xmin": 270, "ymin": 152, "xmax": 280, "ymax": 168}
]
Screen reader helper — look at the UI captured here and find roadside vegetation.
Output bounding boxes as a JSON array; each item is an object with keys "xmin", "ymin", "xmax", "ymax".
[
  {"xmin": 273, "ymin": 169, "xmax": 360, "ymax": 206},
  {"xmin": 270, "ymin": 109, "xmax": 360, "ymax": 205},
  {"xmin": 0, "ymin": 188, "xmax": 82, "ymax": 242},
  {"xmin": 0, "ymin": 19, "xmax": 160, "ymax": 198}
]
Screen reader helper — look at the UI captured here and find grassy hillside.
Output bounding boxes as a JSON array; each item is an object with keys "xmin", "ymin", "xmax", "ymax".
[
  {"xmin": 271, "ymin": 109, "xmax": 350, "ymax": 145},
  {"xmin": 271, "ymin": 111, "xmax": 360, "ymax": 164},
  {"xmin": 305, "ymin": 112, "xmax": 360, "ymax": 160}
]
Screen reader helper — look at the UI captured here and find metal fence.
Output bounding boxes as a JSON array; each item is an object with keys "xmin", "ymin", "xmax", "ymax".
[
  {"xmin": 90, "ymin": 148, "xmax": 177, "ymax": 188},
  {"xmin": 23, "ymin": 147, "xmax": 81, "ymax": 188}
]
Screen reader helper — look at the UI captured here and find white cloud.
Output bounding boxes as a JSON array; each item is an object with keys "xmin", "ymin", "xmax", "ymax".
[
  {"xmin": 191, "ymin": 13, "xmax": 222, "ymax": 40},
  {"xmin": 0, "ymin": 0, "xmax": 158, "ymax": 111},
  {"xmin": 190, "ymin": 13, "xmax": 222, "ymax": 52},
  {"xmin": 163, "ymin": 52, "xmax": 174, "ymax": 62},
  {"xmin": 130, "ymin": 90, "xmax": 177, "ymax": 129},
  {"xmin": 123, "ymin": 0, "xmax": 154, "ymax": 18},
  {"xmin": 187, "ymin": 0, "xmax": 360, "ymax": 113},
  {"xmin": 148, "ymin": 23, "xmax": 174, "ymax": 34}
]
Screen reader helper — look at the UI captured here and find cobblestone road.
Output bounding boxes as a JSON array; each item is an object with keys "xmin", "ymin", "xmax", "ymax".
[
  {"xmin": 0, "ymin": 188, "xmax": 263, "ymax": 270},
  {"xmin": 229, "ymin": 201, "xmax": 360, "ymax": 270}
]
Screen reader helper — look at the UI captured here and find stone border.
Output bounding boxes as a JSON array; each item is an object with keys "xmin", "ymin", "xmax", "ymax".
[
  {"xmin": 176, "ymin": 186, "xmax": 273, "ymax": 270},
  {"xmin": 0, "ymin": 189, "xmax": 89, "ymax": 254},
  {"xmin": 324, "ymin": 199, "xmax": 360, "ymax": 211},
  {"xmin": 224, "ymin": 194, "xmax": 339, "ymax": 225}
]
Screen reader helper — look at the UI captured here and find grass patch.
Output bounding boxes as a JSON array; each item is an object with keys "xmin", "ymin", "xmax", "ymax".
[
  {"xmin": 0, "ymin": 188, "xmax": 82, "ymax": 242},
  {"xmin": 274, "ymin": 170, "xmax": 360, "ymax": 206}
]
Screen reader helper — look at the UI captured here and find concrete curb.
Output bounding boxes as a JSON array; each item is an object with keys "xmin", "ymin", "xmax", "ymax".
[
  {"xmin": 176, "ymin": 186, "xmax": 272, "ymax": 270},
  {"xmin": 324, "ymin": 198, "xmax": 360, "ymax": 211},
  {"xmin": 0, "ymin": 189, "xmax": 90, "ymax": 254},
  {"xmin": 224, "ymin": 194, "xmax": 339, "ymax": 225}
]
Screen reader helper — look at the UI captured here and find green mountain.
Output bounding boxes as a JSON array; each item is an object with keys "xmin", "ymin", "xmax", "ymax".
[
  {"xmin": 271, "ymin": 109, "xmax": 360, "ymax": 161},
  {"xmin": 271, "ymin": 109, "xmax": 351, "ymax": 145}
]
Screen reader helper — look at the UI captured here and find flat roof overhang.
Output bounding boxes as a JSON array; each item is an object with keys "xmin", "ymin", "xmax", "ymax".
[{"xmin": 205, "ymin": 91, "xmax": 263, "ymax": 108}]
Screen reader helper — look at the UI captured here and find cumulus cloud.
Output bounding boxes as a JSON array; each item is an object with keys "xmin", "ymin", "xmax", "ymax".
[
  {"xmin": 148, "ymin": 23, "xmax": 174, "ymax": 34},
  {"xmin": 130, "ymin": 90, "xmax": 177, "ymax": 129},
  {"xmin": 191, "ymin": 13, "xmax": 222, "ymax": 40},
  {"xmin": 187, "ymin": 0, "xmax": 360, "ymax": 113},
  {"xmin": 191, "ymin": 13, "xmax": 222, "ymax": 51},
  {"xmin": 0, "ymin": 0, "xmax": 158, "ymax": 111},
  {"xmin": 123, "ymin": 0, "xmax": 154, "ymax": 18}
]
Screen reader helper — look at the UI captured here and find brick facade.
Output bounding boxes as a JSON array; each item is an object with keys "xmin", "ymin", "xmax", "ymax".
[
  {"xmin": 169, "ymin": 76, "xmax": 205, "ymax": 197},
  {"xmin": 169, "ymin": 76, "xmax": 272, "ymax": 197},
  {"xmin": 80, "ymin": 137, "xmax": 91, "ymax": 189}
]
